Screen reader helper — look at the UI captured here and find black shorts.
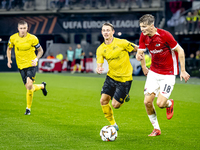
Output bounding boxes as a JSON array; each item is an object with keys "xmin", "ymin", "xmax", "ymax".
[
  {"xmin": 75, "ymin": 59, "xmax": 81, "ymax": 64},
  {"xmin": 101, "ymin": 76, "xmax": 132, "ymax": 104},
  {"xmin": 19, "ymin": 66, "xmax": 37, "ymax": 84}
]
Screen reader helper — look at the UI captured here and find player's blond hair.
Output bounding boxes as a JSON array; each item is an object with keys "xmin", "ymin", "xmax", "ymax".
[
  {"xmin": 102, "ymin": 22, "xmax": 114, "ymax": 30},
  {"xmin": 139, "ymin": 14, "xmax": 155, "ymax": 25}
]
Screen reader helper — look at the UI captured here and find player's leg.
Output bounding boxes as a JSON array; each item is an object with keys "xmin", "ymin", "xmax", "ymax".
[
  {"xmin": 144, "ymin": 93, "xmax": 161, "ymax": 136},
  {"xmin": 100, "ymin": 76, "xmax": 116, "ymax": 127},
  {"xmin": 157, "ymin": 75, "xmax": 175, "ymax": 120},
  {"xmin": 33, "ymin": 82, "xmax": 47, "ymax": 96},
  {"xmin": 25, "ymin": 77, "xmax": 34, "ymax": 115},
  {"xmin": 144, "ymin": 70, "xmax": 161, "ymax": 136},
  {"xmin": 100, "ymin": 94, "xmax": 116, "ymax": 125}
]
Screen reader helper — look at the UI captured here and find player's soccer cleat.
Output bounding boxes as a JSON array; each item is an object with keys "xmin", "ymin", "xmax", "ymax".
[
  {"xmin": 112, "ymin": 124, "xmax": 119, "ymax": 131},
  {"xmin": 125, "ymin": 94, "xmax": 130, "ymax": 102},
  {"xmin": 24, "ymin": 108, "xmax": 31, "ymax": 115},
  {"xmin": 41, "ymin": 82, "xmax": 47, "ymax": 96},
  {"xmin": 166, "ymin": 99, "xmax": 174, "ymax": 120},
  {"xmin": 148, "ymin": 129, "xmax": 161, "ymax": 136}
]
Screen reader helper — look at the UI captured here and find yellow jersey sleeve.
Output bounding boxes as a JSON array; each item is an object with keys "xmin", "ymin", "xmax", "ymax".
[{"xmin": 96, "ymin": 44, "xmax": 105, "ymax": 64}]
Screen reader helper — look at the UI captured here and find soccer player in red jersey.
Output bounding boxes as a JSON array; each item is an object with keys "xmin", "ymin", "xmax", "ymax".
[{"xmin": 136, "ymin": 14, "xmax": 190, "ymax": 136}]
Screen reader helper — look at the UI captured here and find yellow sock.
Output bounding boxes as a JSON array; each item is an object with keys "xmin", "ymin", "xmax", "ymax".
[
  {"xmin": 26, "ymin": 89, "xmax": 34, "ymax": 109},
  {"xmin": 78, "ymin": 65, "xmax": 81, "ymax": 72},
  {"xmin": 101, "ymin": 103, "xmax": 116, "ymax": 125},
  {"xmin": 73, "ymin": 65, "xmax": 77, "ymax": 71},
  {"xmin": 33, "ymin": 84, "xmax": 42, "ymax": 92}
]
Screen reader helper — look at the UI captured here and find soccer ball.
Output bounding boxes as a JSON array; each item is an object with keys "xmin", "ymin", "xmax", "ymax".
[{"xmin": 100, "ymin": 125, "xmax": 117, "ymax": 141}]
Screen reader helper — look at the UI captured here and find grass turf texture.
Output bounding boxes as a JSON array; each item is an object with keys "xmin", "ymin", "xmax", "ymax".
[{"xmin": 0, "ymin": 72, "xmax": 200, "ymax": 150}]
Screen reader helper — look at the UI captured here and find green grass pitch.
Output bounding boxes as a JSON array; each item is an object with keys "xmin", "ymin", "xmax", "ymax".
[{"xmin": 0, "ymin": 72, "xmax": 200, "ymax": 150}]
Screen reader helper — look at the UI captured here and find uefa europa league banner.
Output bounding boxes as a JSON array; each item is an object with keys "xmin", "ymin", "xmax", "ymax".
[
  {"xmin": 0, "ymin": 13, "xmax": 151, "ymax": 35},
  {"xmin": 56, "ymin": 13, "xmax": 141, "ymax": 33}
]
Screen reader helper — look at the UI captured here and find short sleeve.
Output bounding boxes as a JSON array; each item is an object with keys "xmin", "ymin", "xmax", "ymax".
[
  {"xmin": 138, "ymin": 33, "xmax": 146, "ymax": 51},
  {"xmin": 8, "ymin": 37, "xmax": 14, "ymax": 48},
  {"xmin": 32, "ymin": 35, "xmax": 40, "ymax": 49},
  {"xmin": 124, "ymin": 39, "xmax": 137, "ymax": 52},
  {"xmin": 164, "ymin": 31, "xmax": 178, "ymax": 50},
  {"xmin": 96, "ymin": 47, "xmax": 104, "ymax": 64}
]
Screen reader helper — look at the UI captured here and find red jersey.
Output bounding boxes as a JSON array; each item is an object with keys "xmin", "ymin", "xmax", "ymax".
[{"xmin": 139, "ymin": 28, "xmax": 179, "ymax": 75}]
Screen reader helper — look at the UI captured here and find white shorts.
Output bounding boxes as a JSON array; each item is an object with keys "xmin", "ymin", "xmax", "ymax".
[{"xmin": 144, "ymin": 70, "xmax": 176, "ymax": 99}]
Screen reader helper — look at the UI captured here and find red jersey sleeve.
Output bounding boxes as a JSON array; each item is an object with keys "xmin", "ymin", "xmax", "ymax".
[
  {"xmin": 138, "ymin": 33, "xmax": 146, "ymax": 51},
  {"xmin": 164, "ymin": 31, "xmax": 178, "ymax": 50}
]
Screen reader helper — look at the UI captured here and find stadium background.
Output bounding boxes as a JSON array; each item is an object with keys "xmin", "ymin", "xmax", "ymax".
[{"xmin": 0, "ymin": 0, "xmax": 199, "ymax": 77}]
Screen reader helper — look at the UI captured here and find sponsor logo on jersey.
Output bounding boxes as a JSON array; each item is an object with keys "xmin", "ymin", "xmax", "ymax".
[
  {"xmin": 150, "ymin": 49, "xmax": 163, "ymax": 54},
  {"xmin": 113, "ymin": 46, "xmax": 118, "ymax": 50}
]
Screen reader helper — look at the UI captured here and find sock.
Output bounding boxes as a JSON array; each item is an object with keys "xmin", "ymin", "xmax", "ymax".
[
  {"xmin": 78, "ymin": 65, "xmax": 81, "ymax": 72},
  {"xmin": 73, "ymin": 65, "xmax": 77, "ymax": 71},
  {"xmin": 33, "ymin": 84, "xmax": 43, "ymax": 92},
  {"xmin": 148, "ymin": 113, "xmax": 160, "ymax": 130},
  {"xmin": 26, "ymin": 89, "xmax": 34, "ymax": 109},
  {"xmin": 101, "ymin": 103, "xmax": 116, "ymax": 125},
  {"xmin": 167, "ymin": 100, "xmax": 172, "ymax": 107}
]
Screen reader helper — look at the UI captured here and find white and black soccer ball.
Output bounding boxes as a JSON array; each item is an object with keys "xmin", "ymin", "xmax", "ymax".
[{"xmin": 100, "ymin": 125, "xmax": 117, "ymax": 141}]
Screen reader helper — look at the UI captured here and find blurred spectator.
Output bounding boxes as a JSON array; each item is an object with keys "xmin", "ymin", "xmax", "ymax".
[
  {"xmin": 196, "ymin": 50, "xmax": 200, "ymax": 59},
  {"xmin": 23, "ymin": 0, "xmax": 33, "ymax": 9},
  {"xmin": 47, "ymin": 53, "xmax": 55, "ymax": 59},
  {"xmin": 50, "ymin": 0, "xmax": 58, "ymax": 8},
  {"xmin": 186, "ymin": 11, "xmax": 193, "ymax": 33},
  {"xmin": 88, "ymin": 51, "xmax": 93, "ymax": 58},
  {"xmin": 72, "ymin": 44, "xmax": 84, "ymax": 73},
  {"xmin": 56, "ymin": 51, "xmax": 63, "ymax": 60},
  {"xmin": 66, "ymin": 46, "xmax": 74, "ymax": 72},
  {"xmin": 1, "ymin": 0, "xmax": 6, "ymax": 9},
  {"xmin": 192, "ymin": 10, "xmax": 198, "ymax": 33}
]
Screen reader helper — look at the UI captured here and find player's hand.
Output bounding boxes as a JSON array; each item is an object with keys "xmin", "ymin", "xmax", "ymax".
[
  {"xmin": 31, "ymin": 58, "xmax": 38, "ymax": 66},
  {"xmin": 180, "ymin": 71, "xmax": 190, "ymax": 83},
  {"xmin": 136, "ymin": 53, "xmax": 144, "ymax": 61},
  {"xmin": 96, "ymin": 67, "xmax": 104, "ymax": 74},
  {"xmin": 7, "ymin": 60, "xmax": 12, "ymax": 68},
  {"xmin": 142, "ymin": 67, "xmax": 149, "ymax": 76}
]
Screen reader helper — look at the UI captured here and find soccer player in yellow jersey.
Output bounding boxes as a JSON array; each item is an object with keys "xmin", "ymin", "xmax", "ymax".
[
  {"xmin": 6, "ymin": 20, "xmax": 48, "ymax": 115},
  {"xmin": 96, "ymin": 23, "xmax": 138, "ymax": 130}
]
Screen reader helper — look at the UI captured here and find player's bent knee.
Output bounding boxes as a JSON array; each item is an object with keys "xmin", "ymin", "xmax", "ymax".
[
  {"xmin": 156, "ymin": 101, "xmax": 165, "ymax": 109},
  {"xmin": 100, "ymin": 98, "xmax": 109, "ymax": 105},
  {"xmin": 112, "ymin": 102, "xmax": 120, "ymax": 109},
  {"xmin": 26, "ymin": 83, "xmax": 33, "ymax": 90},
  {"xmin": 144, "ymin": 100, "xmax": 153, "ymax": 108}
]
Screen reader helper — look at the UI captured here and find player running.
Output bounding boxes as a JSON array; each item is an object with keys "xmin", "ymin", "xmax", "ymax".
[
  {"xmin": 96, "ymin": 22, "xmax": 138, "ymax": 131},
  {"xmin": 7, "ymin": 20, "xmax": 48, "ymax": 115},
  {"xmin": 136, "ymin": 14, "xmax": 190, "ymax": 136}
]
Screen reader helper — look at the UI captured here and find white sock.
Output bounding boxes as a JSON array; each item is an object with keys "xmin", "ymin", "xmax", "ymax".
[
  {"xmin": 148, "ymin": 114, "xmax": 160, "ymax": 130},
  {"xmin": 167, "ymin": 100, "xmax": 172, "ymax": 107}
]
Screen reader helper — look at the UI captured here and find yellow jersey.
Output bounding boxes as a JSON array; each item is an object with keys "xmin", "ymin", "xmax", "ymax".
[
  {"xmin": 8, "ymin": 33, "xmax": 40, "ymax": 69},
  {"xmin": 96, "ymin": 37, "xmax": 136, "ymax": 82}
]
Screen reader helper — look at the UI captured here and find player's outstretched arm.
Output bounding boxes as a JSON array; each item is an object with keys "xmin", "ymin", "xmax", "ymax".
[
  {"xmin": 175, "ymin": 45, "xmax": 190, "ymax": 83},
  {"xmin": 6, "ymin": 47, "xmax": 12, "ymax": 68},
  {"xmin": 96, "ymin": 63, "xmax": 104, "ymax": 74}
]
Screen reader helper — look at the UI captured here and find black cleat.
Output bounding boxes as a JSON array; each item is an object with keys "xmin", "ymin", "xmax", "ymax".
[
  {"xmin": 24, "ymin": 108, "xmax": 31, "ymax": 115},
  {"xmin": 42, "ymin": 82, "xmax": 48, "ymax": 96}
]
